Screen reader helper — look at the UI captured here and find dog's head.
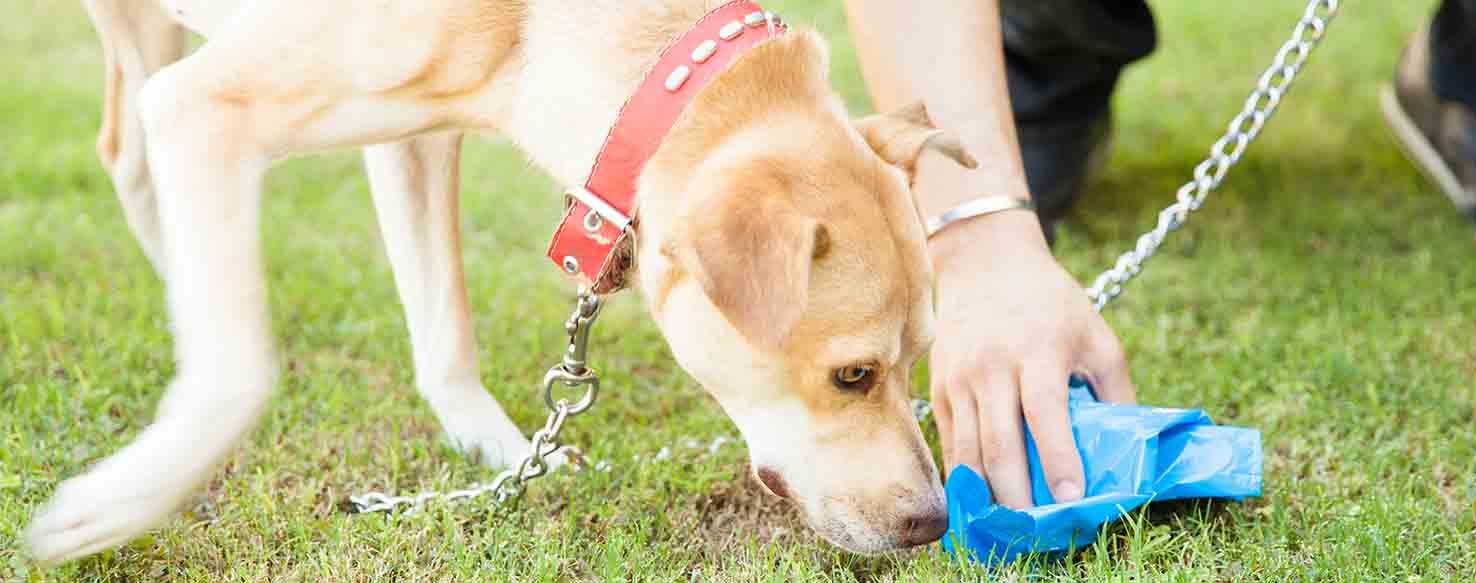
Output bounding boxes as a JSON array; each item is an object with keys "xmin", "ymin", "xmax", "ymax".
[{"xmin": 636, "ymin": 31, "xmax": 976, "ymax": 553}]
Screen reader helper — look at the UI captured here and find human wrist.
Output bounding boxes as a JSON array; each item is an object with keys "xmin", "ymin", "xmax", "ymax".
[
  {"xmin": 927, "ymin": 207, "xmax": 1051, "ymax": 279},
  {"xmin": 911, "ymin": 146, "xmax": 1050, "ymax": 267}
]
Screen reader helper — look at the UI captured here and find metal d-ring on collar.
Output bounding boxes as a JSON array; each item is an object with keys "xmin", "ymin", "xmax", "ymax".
[
  {"xmin": 565, "ymin": 185, "xmax": 634, "ymax": 275},
  {"xmin": 925, "ymin": 195, "xmax": 1036, "ymax": 239}
]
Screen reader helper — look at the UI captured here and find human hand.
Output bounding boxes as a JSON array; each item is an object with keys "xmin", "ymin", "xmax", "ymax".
[{"xmin": 927, "ymin": 211, "xmax": 1135, "ymax": 508}]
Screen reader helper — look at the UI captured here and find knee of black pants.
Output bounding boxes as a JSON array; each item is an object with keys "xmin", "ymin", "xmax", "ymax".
[
  {"xmin": 1430, "ymin": 0, "xmax": 1476, "ymax": 109},
  {"xmin": 1001, "ymin": 0, "xmax": 1157, "ymax": 123}
]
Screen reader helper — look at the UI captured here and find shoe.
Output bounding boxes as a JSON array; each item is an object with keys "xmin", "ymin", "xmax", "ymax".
[
  {"xmin": 1018, "ymin": 112, "xmax": 1112, "ymax": 244},
  {"xmin": 1381, "ymin": 28, "xmax": 1476, "ymax": 222}
]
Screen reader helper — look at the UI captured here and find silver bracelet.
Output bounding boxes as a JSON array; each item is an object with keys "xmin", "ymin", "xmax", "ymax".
[{"xmin": 925, "ymin": 196, "xmax": 1037, "ymax": 238}]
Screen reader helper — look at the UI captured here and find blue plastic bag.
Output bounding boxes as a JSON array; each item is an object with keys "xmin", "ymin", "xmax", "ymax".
[{"xmin": 942, "ymin": 377, "xmax": 1262, "ymax": 565}]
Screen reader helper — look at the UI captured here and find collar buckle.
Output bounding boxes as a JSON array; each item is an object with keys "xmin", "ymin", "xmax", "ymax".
[{"xmin": 565, "ymin": 187, "xmax": 633, "ymax": 234}]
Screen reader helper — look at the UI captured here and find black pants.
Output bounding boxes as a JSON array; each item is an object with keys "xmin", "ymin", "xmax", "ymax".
[
  {"xmin": 1431, "ymin": 0, "xmax": 1476, "ymax": 107},
  {"xmin": 1005, "ymin": 0, "xmax": 1476, "ymax": 213}
]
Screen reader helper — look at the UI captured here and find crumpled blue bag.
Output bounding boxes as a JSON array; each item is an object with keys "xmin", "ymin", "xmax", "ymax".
[{"xmin": 942, "ymin": 377, "xmax": 1262, "ymax": 565}]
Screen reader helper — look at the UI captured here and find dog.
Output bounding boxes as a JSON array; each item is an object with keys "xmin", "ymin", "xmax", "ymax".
[{"xmin": 27, "ymin": 0, "xmax": 979, "ymax": 563}]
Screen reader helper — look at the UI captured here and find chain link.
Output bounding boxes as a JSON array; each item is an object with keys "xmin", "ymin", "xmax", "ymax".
[
  {"xmin": 1085, "ymin": 0, "xmax": 1339, "ymax": 311},
  {"xmin": 348, "ymin": 289, "xmax": 604, "ymax": 515}
]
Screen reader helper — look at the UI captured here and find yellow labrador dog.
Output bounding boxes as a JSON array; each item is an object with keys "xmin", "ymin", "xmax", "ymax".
[{"xmin": 28, "ymin": 0, "xmax": 977, "ymax": 563}]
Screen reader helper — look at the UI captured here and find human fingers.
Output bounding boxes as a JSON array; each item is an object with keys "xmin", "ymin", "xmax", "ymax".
[
  {"xmin": 974, "ymin": 369, "xmax": 1033, "ymax": 509},
  {"xmin": 1081, "ymin": 318, "xmax": 1136, "ymax": 404},
  {"xmin": 1020, "ymin": 355, "xmax": 1085, "ymax": 503}
]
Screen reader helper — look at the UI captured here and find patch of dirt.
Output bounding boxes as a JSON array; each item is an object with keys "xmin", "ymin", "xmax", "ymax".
[
  {"xmin": 672, "ymin": 477, "xmax": 934, "ymax": 581},
  {"xmin": 687, "ymin": 475, "xmax": 812, "ymax": 552},
  {"xmin": 1429, "ymin": 462, "xmax": 1473, "ymax": 518}
]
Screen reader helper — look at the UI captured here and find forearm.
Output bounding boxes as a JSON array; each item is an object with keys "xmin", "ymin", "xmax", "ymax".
[
  {"xmin": 843, "ymin": 0, "xmax": 1049, "ymax": 267},
  {"xmin": 847, "ymin": 1, "xmax": 1134, "ymax": 509}
]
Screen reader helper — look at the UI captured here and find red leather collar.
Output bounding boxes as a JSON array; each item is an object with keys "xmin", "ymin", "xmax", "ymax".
[{"xmin": 546, "ymin": 1, "xmax": 787, "ymax": 293}]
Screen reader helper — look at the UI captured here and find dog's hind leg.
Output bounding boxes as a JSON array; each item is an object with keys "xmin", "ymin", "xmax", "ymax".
[
  {"xmin": 364, "ymin": 135, "xmax": 567, "ymax": 469},
  {"xmin": 82, "ymin": 0, "xmax": 186, "ymax": 274}
]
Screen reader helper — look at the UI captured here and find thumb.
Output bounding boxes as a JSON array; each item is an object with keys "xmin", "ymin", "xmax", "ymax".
[{"xmin": 1080, "ymin": 319, "xmax": 1135, "ymax": 404}]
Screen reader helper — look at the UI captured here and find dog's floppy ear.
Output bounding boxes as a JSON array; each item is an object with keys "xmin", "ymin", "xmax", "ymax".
[
  {"xmin": 854, "ymin": 101, "xmax": 978, "ymax": 174},
  {"xmin": 665, "ymin": 192, "xmax": 825, "ymax": 351}
]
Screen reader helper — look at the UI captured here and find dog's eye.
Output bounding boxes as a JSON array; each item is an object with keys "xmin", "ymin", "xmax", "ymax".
[{"xmin": 832, "ymin": 363, "xmax": 879, "ymax": 392}]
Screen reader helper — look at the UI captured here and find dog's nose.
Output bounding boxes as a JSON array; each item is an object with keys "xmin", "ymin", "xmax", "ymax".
[{"xmin": 898, "ymin": 510, "xmax": 948, "ymax": 547}]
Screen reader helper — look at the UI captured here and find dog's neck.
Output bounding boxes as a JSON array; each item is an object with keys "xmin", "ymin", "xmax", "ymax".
[
  {"xmin": 633, "ymin": 29, "xmax": 839, "ymax": 245},
  {"xmin": 506, "ymin": 2, "xmax": 838, "ymax": 212}
]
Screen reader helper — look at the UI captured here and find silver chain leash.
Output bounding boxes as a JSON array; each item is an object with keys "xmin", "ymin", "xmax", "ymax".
[
  {"xmin": 348, "ymin": 289, "xmax": 604, "ymax": 515},
  {"xmin": 1084, "ymin": 0, "xmax": 1339, "ymax": 311}
]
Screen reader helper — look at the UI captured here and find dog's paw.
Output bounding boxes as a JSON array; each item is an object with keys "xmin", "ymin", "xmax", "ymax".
[
  {"xmin": 427, "ymin": 384, "xmax": 583, "ymax": 471},
  {"xmin": 444, "ymin": 425, "xmax": 583, "ymax": 472},
  {"xmin": 25, "ymin": 409, "xmax": 242, "ymax": 565},
  {"xmin": 453, "ymin": 436, "xmax": 584, "ymax": 475},
  {"xmin": 445, "ymin": 431, "xmax": 528, "ymax": 468},
  {"xmin": 25, "ymin": 467, "xmax": 185, "ymax": 565}
]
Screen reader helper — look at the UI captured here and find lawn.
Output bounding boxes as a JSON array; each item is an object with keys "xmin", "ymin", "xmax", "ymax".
[{"xmin": 3, "ymin": 0, "xmax": 1474, "ymax": 580}]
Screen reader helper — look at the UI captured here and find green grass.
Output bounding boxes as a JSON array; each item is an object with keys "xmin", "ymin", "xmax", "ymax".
[{"xmin": 3, "ymin": 1, "xmax": 1474, "ymax": 580}]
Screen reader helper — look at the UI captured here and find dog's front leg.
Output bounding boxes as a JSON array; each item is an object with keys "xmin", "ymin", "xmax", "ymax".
[
  {"xmin": 25, "ymin": 52, "xmax": 282, "ymax": 565},
  {"xmin": 26, "ymin": 76, "xmax": 276, "ymax": 568},
  {"xmin": 364, "ymin": 135, "xmax": 556, "ymax": 468}
]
